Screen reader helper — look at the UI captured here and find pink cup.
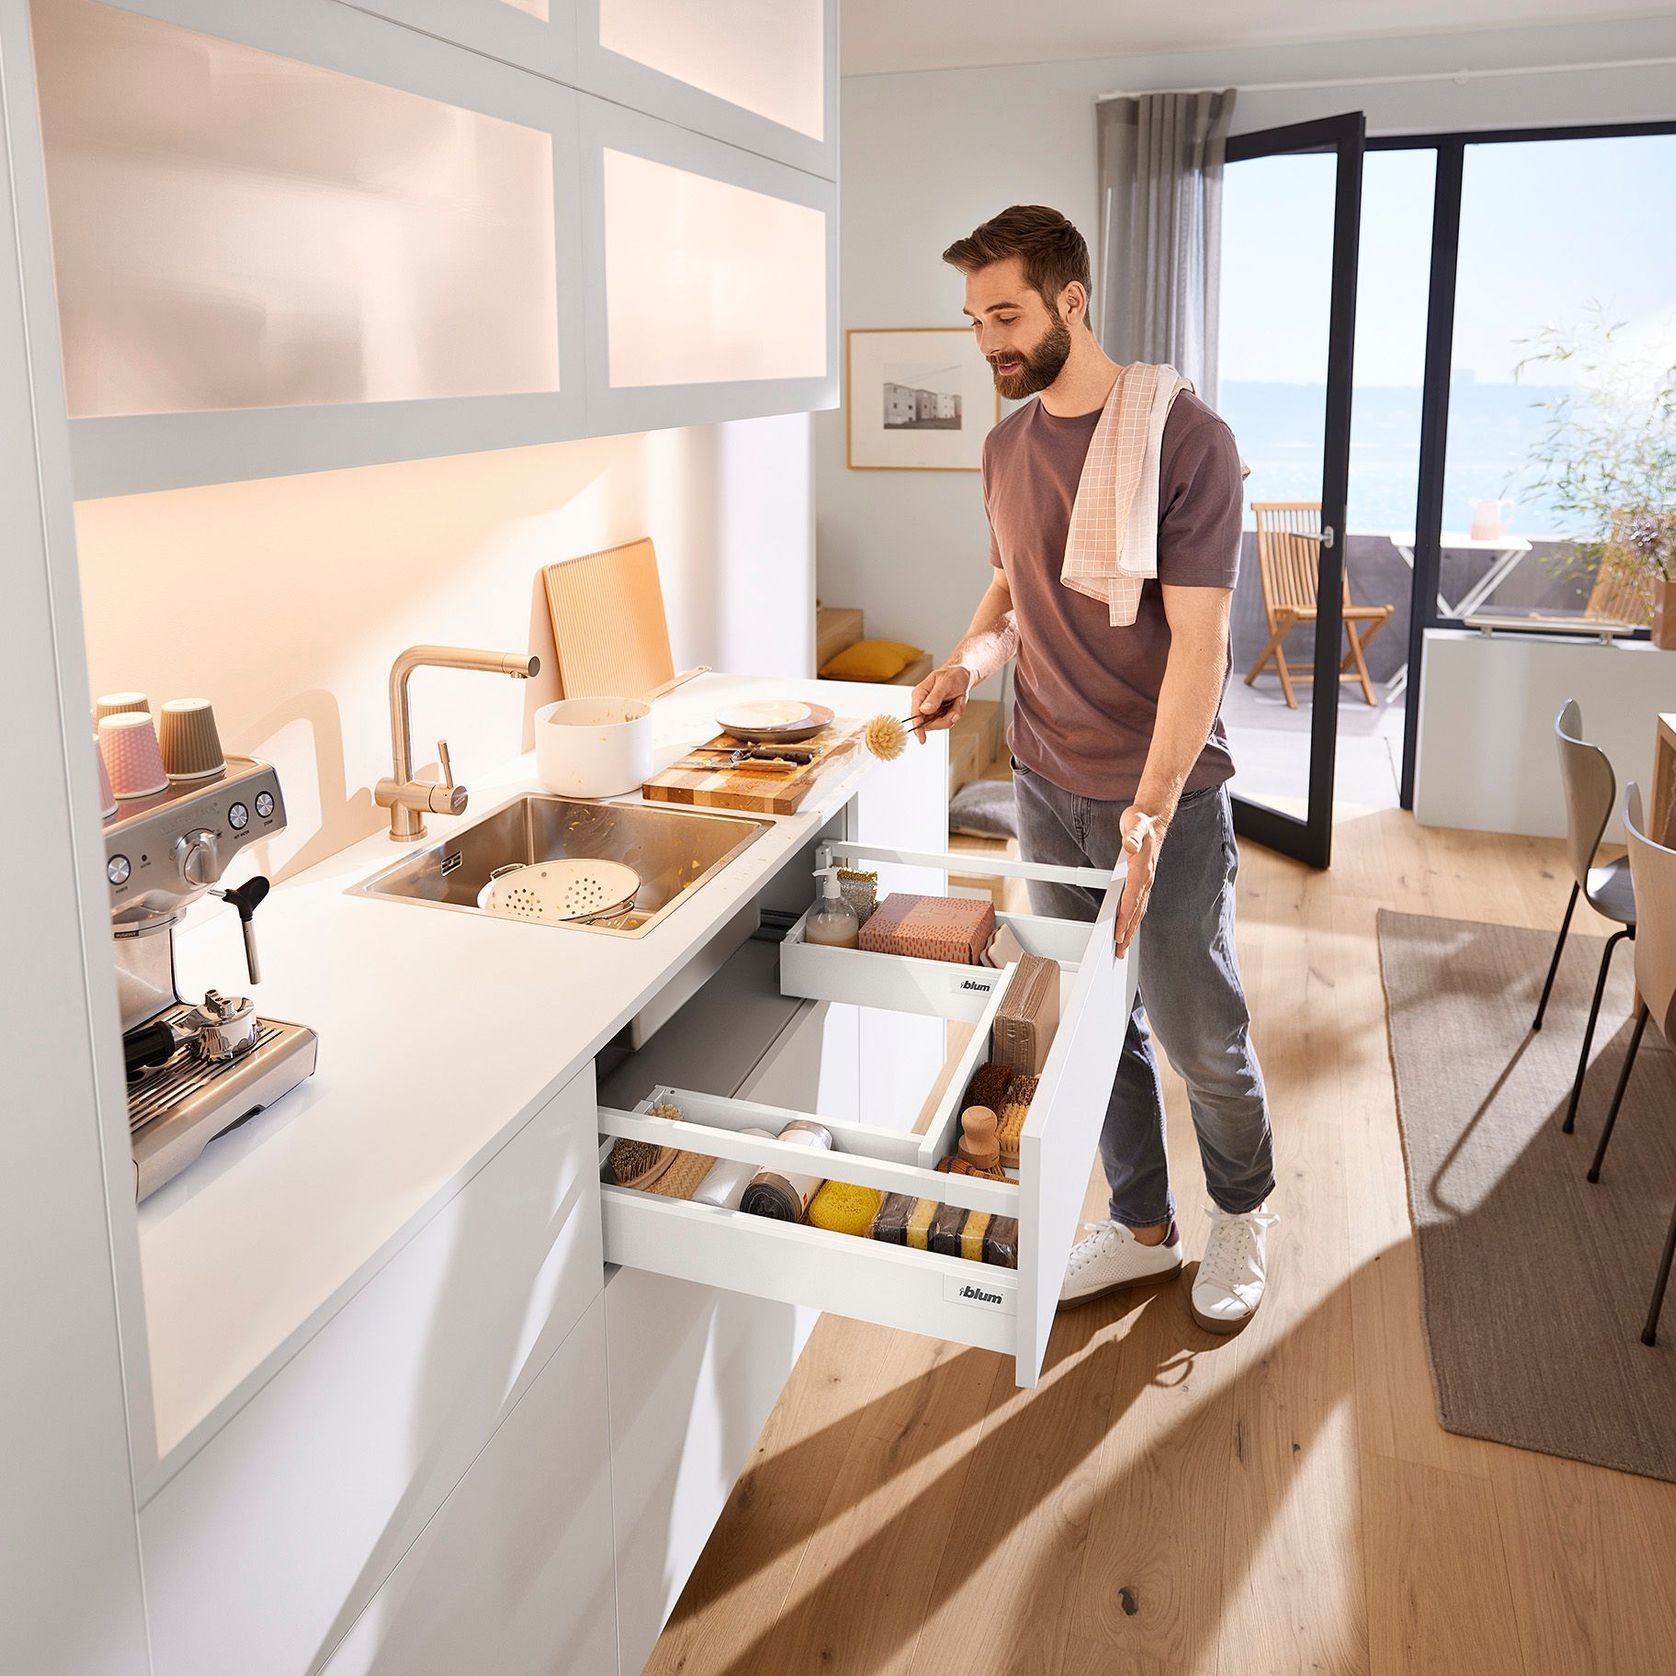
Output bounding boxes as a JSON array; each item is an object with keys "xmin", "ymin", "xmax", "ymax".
[
  {"xmin": 95, "ymin": 736, "xmax": 118, "ymax": 818},
  {"xmin": 99, "ymin": 711, "xmax": 169, "ymax": 800}
]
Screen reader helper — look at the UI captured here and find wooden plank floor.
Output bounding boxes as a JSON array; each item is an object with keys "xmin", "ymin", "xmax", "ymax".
[{"xmin": 644, "ymin": 805, "xmax": 1675, "ymax": 1676}]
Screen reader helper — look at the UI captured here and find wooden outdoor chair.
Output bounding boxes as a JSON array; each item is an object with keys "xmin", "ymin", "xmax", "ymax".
[{"xmin": 1245, "ymin": 501, "xmax": 1394, "ymax": 707}]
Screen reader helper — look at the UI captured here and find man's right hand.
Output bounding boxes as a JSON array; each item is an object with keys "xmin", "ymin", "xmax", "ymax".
[{"xmin": 909, "ymin": 664, "xmax": 974, "ymax": 741}]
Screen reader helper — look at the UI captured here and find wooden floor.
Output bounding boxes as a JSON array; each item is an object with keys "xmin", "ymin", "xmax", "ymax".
[{"xmin": 645, "ymin": 806, "xmax": 1676, "ymax": 1676}]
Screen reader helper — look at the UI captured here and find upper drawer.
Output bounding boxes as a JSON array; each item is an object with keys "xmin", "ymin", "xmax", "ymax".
[{"xmin": 599, "ymin": 843, "xmax": 1133, "ymax": 1388}]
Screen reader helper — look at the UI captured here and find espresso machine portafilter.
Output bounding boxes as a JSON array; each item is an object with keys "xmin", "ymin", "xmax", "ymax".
[{"xmin": 105, "ymin": 757, "xmax": 317, "ymax": 1199}]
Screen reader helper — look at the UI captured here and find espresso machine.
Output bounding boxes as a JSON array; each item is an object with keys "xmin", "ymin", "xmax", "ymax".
[{"xmin": 104, "ymin": 757, "xmax": 318, "ymax": 1199}]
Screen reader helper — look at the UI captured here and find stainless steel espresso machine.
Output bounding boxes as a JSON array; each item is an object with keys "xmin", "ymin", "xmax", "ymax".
[{"xmin": 104, "ymin": 757, "xmax": 318, "ymax": 1199}]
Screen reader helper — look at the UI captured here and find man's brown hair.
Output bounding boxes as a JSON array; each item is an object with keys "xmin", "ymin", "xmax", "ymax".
[{"xmin": 942, "ymin": 205, "xmax": 1092, "ymax": 321}]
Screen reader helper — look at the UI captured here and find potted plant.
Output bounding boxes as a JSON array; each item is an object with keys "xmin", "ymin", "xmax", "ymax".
[{"xmin": 1515, "ymin": 305, "xmax": 1676, "ymax": 647}]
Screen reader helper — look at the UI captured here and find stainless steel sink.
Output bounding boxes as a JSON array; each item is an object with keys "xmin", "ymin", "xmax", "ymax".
[{"xmin": 350, "ymin": 794, "xmax": 772, "ymax": 937}]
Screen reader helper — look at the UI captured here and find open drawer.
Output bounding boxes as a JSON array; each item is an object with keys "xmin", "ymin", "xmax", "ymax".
[{"xmin": 599, "ymin": 843, "xmax": 1131, "ymax": 1388}]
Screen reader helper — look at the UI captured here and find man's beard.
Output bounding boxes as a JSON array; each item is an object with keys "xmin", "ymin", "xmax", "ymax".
[{"xmin": 989, "ymin": 318, "xmax": 1072, "ymax": 400}]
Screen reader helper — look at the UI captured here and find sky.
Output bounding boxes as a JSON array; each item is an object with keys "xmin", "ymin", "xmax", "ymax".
[{"xmin": 1220, "ymin": 132, "xmax": 1676, "ymax": 390}]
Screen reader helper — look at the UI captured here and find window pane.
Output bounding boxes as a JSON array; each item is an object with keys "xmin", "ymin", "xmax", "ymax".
[
  {"xmin": 34, "ymin": 0, "xmax": 560, "ymax": 416},
  {"xmin": 603, "ymin": 149, "xmax": 826, "ymax": 388},
  {"xmin": 1445, "ymin": 134, "xmax": 1676, "ymax": 619},
  {"xmin": 599, "ymin": 0, "xmax": 825, "ymax": 141}
]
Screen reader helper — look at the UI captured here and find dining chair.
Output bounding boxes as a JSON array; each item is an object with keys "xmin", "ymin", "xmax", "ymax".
[
  {"xmin": 1582, "ymin": 784, "xmax": 1676, "ymax": 1346},
  {"xmin": 1530, "ymin": 699, "xmax": 1636, "ymax": 1134},
  {"xmin": 1244, "ymin": 501, "xmax": 1394, "ymax": 708}
]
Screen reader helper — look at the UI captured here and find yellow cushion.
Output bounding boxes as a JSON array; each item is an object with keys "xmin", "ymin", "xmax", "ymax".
[{"xmin": 818, "ymin": 638, "xmax": 925, "ymax": 682}]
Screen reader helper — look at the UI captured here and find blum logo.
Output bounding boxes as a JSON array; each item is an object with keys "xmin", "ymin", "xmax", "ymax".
[
  {"xmin": 959, "ymin": 978, "xmax": 993, "ymax": 992},
  {"xmin": 958, "ymin": 1283, "xmax": 1003, "ymax": 1305}
]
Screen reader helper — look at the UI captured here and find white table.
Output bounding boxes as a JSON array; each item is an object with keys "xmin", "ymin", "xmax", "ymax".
[{"xmin": 1385, "ymin": 530, "xmax": 1535, "ymax": 698}]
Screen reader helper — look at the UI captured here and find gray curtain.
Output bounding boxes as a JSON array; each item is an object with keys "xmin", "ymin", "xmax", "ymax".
[{"xmin": 1096, "ymin": 89, "xmax": 1236, "ymax": 407}]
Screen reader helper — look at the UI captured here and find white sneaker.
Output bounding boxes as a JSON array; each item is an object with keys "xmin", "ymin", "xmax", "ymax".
[
  {"xmin": 1060, "ymin": 1218, "xmax": 1182, "ymax": 1306},
  {"xmin": 1190, "ymin": 1201, "xmax": 1277, "ymax": 1334}
]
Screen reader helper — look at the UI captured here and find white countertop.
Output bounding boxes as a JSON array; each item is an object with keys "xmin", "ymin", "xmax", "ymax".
[{"xmin": 137, "ymin": 674, "xmax": 923, "ymax": 1484}]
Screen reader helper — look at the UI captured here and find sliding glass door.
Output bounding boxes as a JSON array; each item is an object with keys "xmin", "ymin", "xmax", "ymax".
[{"xmin": 1217, "ymin": 113, "xmax": 1364, "ymax": 868}]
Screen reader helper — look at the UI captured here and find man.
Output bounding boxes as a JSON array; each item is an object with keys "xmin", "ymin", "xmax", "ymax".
[{"xmin": 912, "ymin": 205, "xmax": 1275, "ymax": 1333}]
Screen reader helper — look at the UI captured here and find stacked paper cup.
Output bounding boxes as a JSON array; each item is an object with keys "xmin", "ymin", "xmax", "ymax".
[
  {"xmin": 94, "ymin": 737, "xmax": 118, "ymax": 818},
  {"xmin": 98, "ymin": 711, "xmax": 168, "ymax": 800},
  {"xmin": 156, "ymin": 698, "xmax": 226, "ymax": 782}
]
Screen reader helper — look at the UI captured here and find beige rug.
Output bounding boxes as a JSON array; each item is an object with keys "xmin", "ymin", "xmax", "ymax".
[{"xmin": 1378, "ymin": 910, "xmax": 1676, "ymax": 1482}]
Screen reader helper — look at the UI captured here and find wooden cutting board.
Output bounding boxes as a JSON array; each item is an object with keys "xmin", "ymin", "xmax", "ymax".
[
  {"xmin": 542, "ymin": 538, "xmax": 675, "ymax": 700},
  {"xmin": 642, "ymin": 723, "xmax": 863, "ymax": 814}
]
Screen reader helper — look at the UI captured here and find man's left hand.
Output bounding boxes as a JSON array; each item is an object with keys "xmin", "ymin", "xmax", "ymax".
[{"xmin": 1115, "ymin": 806, "xmax": 1168, "ymax": 957}]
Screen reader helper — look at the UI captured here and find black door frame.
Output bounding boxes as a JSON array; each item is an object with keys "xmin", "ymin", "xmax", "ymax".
[{"xmin": 1224, "ymin": 112, "xmax": 1365, "ymax": 870}]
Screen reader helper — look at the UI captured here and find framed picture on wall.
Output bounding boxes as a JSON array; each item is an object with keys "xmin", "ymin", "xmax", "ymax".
[{"xmin": 846, "ymin": 327, "xmax": 1001, "ymax": 471}]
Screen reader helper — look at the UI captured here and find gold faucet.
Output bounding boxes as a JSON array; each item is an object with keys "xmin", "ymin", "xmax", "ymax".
[{"xmin": 375, "ymin": 644, "xmax": 541, "ymax": 840}]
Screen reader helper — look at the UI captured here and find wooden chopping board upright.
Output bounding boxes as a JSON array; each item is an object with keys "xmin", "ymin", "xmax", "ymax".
[
  {"xmin": 542, "ymin": 538, "xmax": 674, "ymax": 699},
  {"xmin": 642, "ymin": 723, "xmax": 863, "ymax": 815}
]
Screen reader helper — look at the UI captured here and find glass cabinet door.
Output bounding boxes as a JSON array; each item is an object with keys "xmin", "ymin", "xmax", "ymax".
[
  {"xmin": 349, "ymin": 0, "xmax": 578, "ymax": 83},
  {"xmin": 577, "ymin": 0, "xmax": 834, "ymax": 180},
  {"xmin": 579, "ymin": 96, "xmax": 836, "ymax": 436},
  {"xmin": 34, "ymin": 0, "xmax": 585, "ymax": 493}
]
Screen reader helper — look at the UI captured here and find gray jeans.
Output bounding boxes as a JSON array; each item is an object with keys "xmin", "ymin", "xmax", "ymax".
[{"xmin": 1012, "ymin": 763, "xmax": 1274, "ymax": 1228}]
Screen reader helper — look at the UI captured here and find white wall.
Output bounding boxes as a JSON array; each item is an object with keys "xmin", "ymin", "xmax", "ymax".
[
  {"xmin": 817, "ymin": 15, "xmax": 1676, "ymax": 693},
  {"xmin": 75, "ymin": 414, "xmax": 814, "ymax": 879}
]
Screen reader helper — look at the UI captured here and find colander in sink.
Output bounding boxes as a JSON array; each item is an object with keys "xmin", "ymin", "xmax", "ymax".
[{"xmin": 476, "ymin": 859, "xmax": 641, "ymax": 924}]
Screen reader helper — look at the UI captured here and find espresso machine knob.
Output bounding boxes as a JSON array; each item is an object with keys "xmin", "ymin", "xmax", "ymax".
[{"xmin": 174, "ymin": 828, "xmax": 221, "ymax": 889}]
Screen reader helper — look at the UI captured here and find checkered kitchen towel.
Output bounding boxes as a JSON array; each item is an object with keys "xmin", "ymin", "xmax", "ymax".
[{"xmin": 1061, "ymin": 363, "xmax": 1193, "ymax": 627}]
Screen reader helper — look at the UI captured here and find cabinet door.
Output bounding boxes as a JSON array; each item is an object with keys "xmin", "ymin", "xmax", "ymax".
[
  {"xmin": 138, "ymin": 1067, "xmax": 603, "ymax": 1676},
  {"xmin": 37, "ymin": 0, "xmax": 585, "ymax": 495},
  {"xmin": 576, "ymin": 0, "xmax": 835, "ymax": 179},
  {"xmin": 605, "ymin": 1267, "xmax": 816, "ymax": 1676},
  {"xmin": 578, "ymin": 96, "xmax": 837, "ymax": 437},
  {"xmin": 324, "ymin": 1296, "xmax": 617, "ymax": 1676},
  {"xmin": 352, "ymin": 0, "xmax": 578, "ymax": 83}
]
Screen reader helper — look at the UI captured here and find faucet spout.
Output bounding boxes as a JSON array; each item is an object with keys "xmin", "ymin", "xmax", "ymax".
[{"xmin": 376, "ymin": 644, "xmax": 542, "ymax": 841}]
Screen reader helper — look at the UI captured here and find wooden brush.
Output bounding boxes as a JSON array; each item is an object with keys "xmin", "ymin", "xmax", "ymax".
[{"xmin": 863, "ymin": 698, "xmax": 958, "ymax": 762}]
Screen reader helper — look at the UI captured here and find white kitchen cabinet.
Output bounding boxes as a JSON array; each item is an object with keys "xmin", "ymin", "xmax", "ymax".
[
  {"xmin": 139, "ymin": 1064, "xmax": 603, "ymax": 1676},
  {"xmin": 323, "ymin": 1294, "xmax": 617, "ymax": 1676},
  {"xmin": 605, "ymin": 1268, "xmax": 817, "ymax": 1676},
  {"xmin": 600, "ymin": 842, "xmax": 1134, "ymax": 1390},
  {"xmin": 578, "ymin": 95, "xmax": 837, "ymax": 437},
  {"xmin": 577, "ymin": 0, "xmax": 835, "ymax": 180},
  {"xmin": 35, "ymin": 0, "xmax": 586, "ymax": 496},
  {"xmin": 350, "ymin": 0, "xmax": 578, "ymax": 84}
]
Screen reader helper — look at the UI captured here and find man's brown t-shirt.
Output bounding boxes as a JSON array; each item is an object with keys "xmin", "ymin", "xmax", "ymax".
[{"xmin": 983, "ymin": 388, "xmax": 1242, "ymax": 803}]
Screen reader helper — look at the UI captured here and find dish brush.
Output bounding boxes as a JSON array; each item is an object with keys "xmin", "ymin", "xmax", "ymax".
[{"xmin": 863, "ymin": 698, "xmax": 959, "ymax": 762}]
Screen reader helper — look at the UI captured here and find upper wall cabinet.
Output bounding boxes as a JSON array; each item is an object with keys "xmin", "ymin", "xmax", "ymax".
[
  {"xmin": 350, "ymin": 0, "xmax": 578, "ymax": 85},
  {"xmin": 578, "ymin": 97, "xmax": 836, "ymax": 437},
  {"xmin": 576, "ymin": 0, "xmax": 835, "ymax": 180},
  {"xmin": 35, "ymin": 0, "xmax": 584, "ymax": 496}
]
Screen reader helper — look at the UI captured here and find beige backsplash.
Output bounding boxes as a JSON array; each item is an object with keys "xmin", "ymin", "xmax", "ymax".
[{"xmin": 76, "ymin": 414, "xmax": 814, "ymax": 879}]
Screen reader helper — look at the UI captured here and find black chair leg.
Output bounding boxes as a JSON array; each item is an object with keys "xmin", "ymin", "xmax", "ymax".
[
  {"xmin": 1587, "ymin": 1004, "xmax": 1648, "ymax": 1183},
  {"xmin": 1564, "ymin": 928, "xmax": 1632, "ymax": 1134},
  {"xmin": 1533, "ymin": 881, "xmax": 1579, "ymax": 1031},
  {"xmin": 1645, "ymin": 1196, "xmax": 1676, "ymax": 1348}
]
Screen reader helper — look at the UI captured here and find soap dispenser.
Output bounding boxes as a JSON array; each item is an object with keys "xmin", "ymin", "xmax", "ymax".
[{"xmin": 806, "ymin": 865, "xmax": 861, "ymax": 949}]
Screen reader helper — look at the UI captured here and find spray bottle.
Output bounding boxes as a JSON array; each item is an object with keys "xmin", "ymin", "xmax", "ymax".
[{"xmin": 806, "ymin": 864, "xmax": 861, "ymax": 949}]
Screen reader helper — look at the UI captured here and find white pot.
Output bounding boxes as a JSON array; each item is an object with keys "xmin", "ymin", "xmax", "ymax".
[{"xmin": 534, "ymin": 696, "xmax": 654, "ymax": 798}]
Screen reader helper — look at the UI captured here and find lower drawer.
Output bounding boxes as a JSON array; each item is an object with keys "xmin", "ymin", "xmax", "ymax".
[{"xmin": 601, "ymin": 834, "xmax": 1132, "ymax": 1389}]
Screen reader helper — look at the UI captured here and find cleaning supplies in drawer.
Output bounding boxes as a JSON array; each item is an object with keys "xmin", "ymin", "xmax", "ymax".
[
  {"xmin": 935, "ymin": 1106, "xmax": 1008, "ymax": 1179},
  {"xmin": 687, "ymin": 1128, "xmax": 776, "ymax": 1209},
  {"xmin": 805, "ymin": 866, "xmax": 861, "ymax": 949},
  {"xmin": 996, "ymin": 1073, "xmax": 1040, "ymax": 1169},
  {"xmin": 808, "ymin": 1180, "xmax": 883, "ymax": 1236},
  {"xmin": 739, "ymin": 1118, "xmax": 833, "ymax": 1221},
  {"xmin": 868, "ymin": 1189, "xmax": 1017, "ymax": 1269},
  {"xmin": 836, "ymin": 866, "xmax": 879, "ymax": 925},
  {"xmin": 603, "ymin": 1101, "xmax": 685, "ymax": 1189},
  {"xmin": 857, "ymin": 893, "xmax": 997, "ymax": 964},
  {"xmin": 992, "ymin": 953, "xmax": 1060, "ymax": 1075}
]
